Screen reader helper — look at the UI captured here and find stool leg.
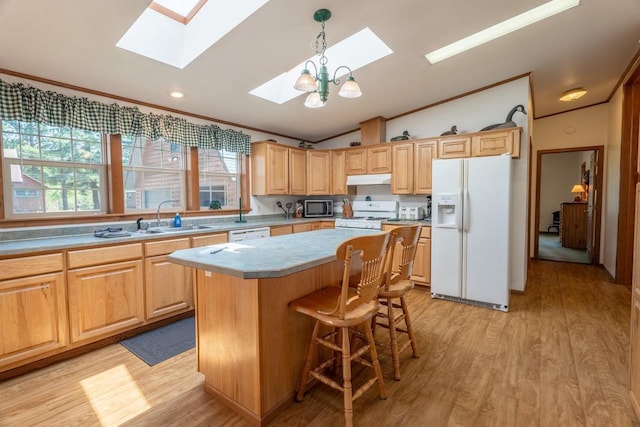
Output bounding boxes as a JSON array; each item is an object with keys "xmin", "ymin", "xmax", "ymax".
[
  {"xmin": 387, "ymin": 297, "xmax": 401, "ymax": 380},
  {"xmin": 296, "ymin": 320, "xmax": 320, "ymax": 402},
  {"xmin": 401, "ymin": 296, "xmax": 419, "ymax": 358},
  {"xmin": 341, "ymin": 326, "xmax": 353, "ymax": 427},
  {"xmin": 364, "ymin": 321, "xmax": 387, "ymax": 399}
]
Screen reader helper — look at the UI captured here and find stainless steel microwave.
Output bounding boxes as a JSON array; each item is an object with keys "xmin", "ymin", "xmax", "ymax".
[{"xmin": 304, "ymin": 200, "xmax": 333, "ymax": 217}]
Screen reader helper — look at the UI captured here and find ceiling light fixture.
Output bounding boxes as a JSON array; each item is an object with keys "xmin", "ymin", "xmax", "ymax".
[
  {"xmin": 169, "ymin": 91, "xmax": 184, "ymax": 98},
  {"xmin": 294, "ymin": 9, "xmax": 362, "ymax": 108},
  {"xmin": 559, "ymin": 87, "xmax": 587, "ymax": 101},
  {"xmin": 425, "ymin": 0, "xmax": 580, "ymax": 64}
]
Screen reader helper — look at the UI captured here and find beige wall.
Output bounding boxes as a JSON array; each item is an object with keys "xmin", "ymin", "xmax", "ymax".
[
  {"xmin": 531, "ymin": 104, "xmax": 612, "ymax": 269},
  {"xmin": 604, "ymin": 88, "xmax": 624, "ymax": 276}
]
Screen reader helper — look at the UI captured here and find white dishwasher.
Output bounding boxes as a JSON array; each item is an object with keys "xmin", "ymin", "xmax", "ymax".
[{"xmin": 228, "ymin": 227, "xmax": 270, "ymax": 242}]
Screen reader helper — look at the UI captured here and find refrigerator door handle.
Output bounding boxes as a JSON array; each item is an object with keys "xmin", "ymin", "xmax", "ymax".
[
  {"xmin": 463, "ymin": 189, "xmax": 470, "ymax": 232},
  {"xmin": 457, "ymin": 189, "xmax": 463, "ymax": 230}
]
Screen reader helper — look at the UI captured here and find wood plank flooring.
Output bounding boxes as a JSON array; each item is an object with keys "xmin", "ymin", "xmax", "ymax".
[{"xmin": 0, "ymin": 260, "xmax": 637, "ymax": 426}]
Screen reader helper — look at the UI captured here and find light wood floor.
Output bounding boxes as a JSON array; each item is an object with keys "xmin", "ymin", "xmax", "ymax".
[{"xmin": 0, "ymin": 260, "xmax": 637, "ymax": 427}]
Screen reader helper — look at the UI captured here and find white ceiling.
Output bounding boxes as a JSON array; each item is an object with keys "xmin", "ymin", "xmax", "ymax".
[{"xmin": 1, "ymin": 0, "xmax": 639, "ymax": 142}]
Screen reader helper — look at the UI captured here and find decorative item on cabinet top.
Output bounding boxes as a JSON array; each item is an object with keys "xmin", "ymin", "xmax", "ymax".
[
  {"xmin": 480, "ymin": 105, "xmax": 527, "ymax": 131},
  {"xmin": 441, "ymin": 125, "xmax": 457, "ymax": 136},
  {"xmin": 390, "ymin": 130, "xmax": 411, "ymax": 141}
]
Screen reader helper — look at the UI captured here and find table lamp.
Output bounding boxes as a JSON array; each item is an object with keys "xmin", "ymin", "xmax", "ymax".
[{"xmin": 571, "ymin": 184, "xmax": 584, "ymax": 201}]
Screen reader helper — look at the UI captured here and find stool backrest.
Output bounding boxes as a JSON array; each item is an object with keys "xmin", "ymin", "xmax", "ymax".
[
  {"xmin": 384, "ymin": 224, "xmax": 422, "ymax": 290},
  {"xmin": 323, "ymin": 232, "xmax": 392, "ymax": 319}
]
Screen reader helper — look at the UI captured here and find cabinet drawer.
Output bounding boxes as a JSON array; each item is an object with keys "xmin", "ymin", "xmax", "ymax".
[
  {"xmin": 192, "ymin": 233, "xmax": 228, "ymax": 247},
  {"xmin": 271, "ymin": 225, "xmax": 292, "ymax": 236},
  {"xmin": 421, "ymin": 227, "xmax": 431, "ymax": 238},
  {"xmin": 68, "ymin": 243, "xmax": 142, "ymax": 269},
  {"xmin": 144, "ymin": 238, "xmax": 190, "ymax": 257},
  {"xmin": 0, "ymin": 254, "xmax": 63, "ymax": 281}
]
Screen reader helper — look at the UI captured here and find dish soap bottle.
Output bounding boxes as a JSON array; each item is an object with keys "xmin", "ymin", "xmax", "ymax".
[{"xmin": 173, "ymin": 213, "xmax": 182, "ymax": 228}]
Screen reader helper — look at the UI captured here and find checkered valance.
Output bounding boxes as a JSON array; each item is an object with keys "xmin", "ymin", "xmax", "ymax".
[{"xmin": 0, "ymin": 79, "xmax": 251, "ymax": 154}]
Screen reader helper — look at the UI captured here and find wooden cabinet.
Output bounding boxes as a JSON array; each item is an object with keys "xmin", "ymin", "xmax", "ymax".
[
  {"xmin": 251, "ymin": 142, "xmax": 289, "ymax": 195},
  {"xmin": 331, "ymin": 150, "xmax": 348, "ymax": 195},
  {"xmin": 345, "ymin": 145, "xmax": 392, "ymax": 175},
  {"xmin": 144, "ymin": 238, "xmax": 193, "ymax": 320},
  {"xmin": 392, "ymin": 139, "xmax": 437, "ymax": 195},
  {"xmin": 307, "ymin": 150, "xmax": 331, "ymax": 195},
  {"xmin": 67, "ymin": 244, "xmax": 144, "ymax": 344},
  {"xmin": 471, "ymin": 128, "xmax": 520, "ymax": 158},
  {"xmin": 414, "ymin": 140, "xmax": 437, "ymax": 194},
  {"xmin": 560, "ymin": 202, "xmax": 588, "ymax": 249},
  {"xmin": 392, "ymin": 143, "xmax": 414, "ymax": 194},
  {"xmin": 0, "ymin": 254, "xmax": 67, "ymax": 369},
  {"xmin": 191, "ymin": 232, "xmax": 228, "ymax": 247},
  {"xmin": 320, "ymin": 221, "xmax": 335, "ymax": 229},
  {"xmin": 629, "ymin": 183, "xmax": 640, "ymax": 417},
  {"xmin": 289, "ymin": 148, "xmax": 307, "ymax": 195},
  {"xmin": 411, "ymin": 227, "xmax": 431, "ymax": 286},
  {"xmin": 360, "ymin": 116, "xmax": 386, "ymax": 146},
  {"xmin": 292, "ymin": 223, "xmax": 314, "ymax": 233},
  {"xmin": 438, "ymin": 136, "xmax": 471, "ymax": 159},
  {"xmin": 270, "ymin": 225, "xmax": 292, "ymax": 236}
]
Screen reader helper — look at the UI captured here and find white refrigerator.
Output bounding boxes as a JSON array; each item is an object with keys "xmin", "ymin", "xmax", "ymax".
[{"xmin": 431, "ymin": 155, "xmax": 512, "ymax": 311}]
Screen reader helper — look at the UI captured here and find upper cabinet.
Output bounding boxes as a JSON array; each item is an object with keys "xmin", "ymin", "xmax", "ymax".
[
  {"xmin": 331, "ymin": 150, "xmax": 348, "ymax": 195},
  {"xmin": 251, "ymin": 141, "xmax": 307, "ymax": 196},
  {"xmin": 345, "ymin": 145, "xmax": 392, "ymax": 175},
  {"xmin": 471, "ymin": 128, "xmax": 521, "ymax": 158},
  {"xmin": 307, "ymin": 150, "xmax": 331, "ymax": 195},
  {"xmin": 438, "ymin": 136, "xmax": 471, "ymax": 159},
  {"xmin": 391, "ymin": 139, "xmax": 437, "ymax": 195}
]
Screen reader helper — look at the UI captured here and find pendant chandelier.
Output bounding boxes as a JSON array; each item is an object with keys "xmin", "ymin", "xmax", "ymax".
[{"xmin": 293, "ymin": 9, "xmax": 362, "ymax": 108}]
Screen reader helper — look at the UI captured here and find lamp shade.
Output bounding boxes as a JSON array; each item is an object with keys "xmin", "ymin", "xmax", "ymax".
[
  {"xmin": 304, "ymin": 92, "xmax": 325, "ymax": 108},
  {"xmin": 571, "ymin": 184, "xmax": 584, "ymax": 193},
  {"xmin": 560, "ymin": 88, "xmax": 587, "ymax": 102},
  {"xmin": 294, "ymin": 70, "xmax": 318, "ymax": 92},
  {"xmin": 338, "ymin": 77, "xmax": 362, "ymax": 98}
]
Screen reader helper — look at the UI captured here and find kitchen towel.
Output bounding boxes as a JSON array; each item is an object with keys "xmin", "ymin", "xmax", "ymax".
[{"xmin": 120, "ymin": 316, "xmax": 195, "ymax": 366}]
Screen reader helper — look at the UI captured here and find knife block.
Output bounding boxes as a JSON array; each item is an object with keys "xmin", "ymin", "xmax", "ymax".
[{"xmin": 343, "ymin": 204, "xmax": 353, "ymax": 218}]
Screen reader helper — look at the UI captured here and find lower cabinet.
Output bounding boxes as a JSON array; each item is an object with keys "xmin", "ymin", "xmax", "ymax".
[
  {"xmin": 67, "ymin": 244, "xmax": 144, "ymax": 344},
  {"xmin": 144, "ymin": 238, "xmax": 193, "ymax": 320},
  {"xmin": 0, "ymin": 270, "xmax": 67, "ymax": 369},
  {"xmin": 271, "ymin": 225, "xmax": 292, "ymax": 236},
  {"xmin": 411, "ymin": 227, "xmax": 431, "ymax": 286},
  {"xmin": 293, "ymin": 223, "xmax": 314, "ymax": 233}
]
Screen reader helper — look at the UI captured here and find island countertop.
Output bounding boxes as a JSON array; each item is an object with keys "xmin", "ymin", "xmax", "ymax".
[{"xmin": 168, "ymin": 228, "xmax": 383, "ymax": 279}]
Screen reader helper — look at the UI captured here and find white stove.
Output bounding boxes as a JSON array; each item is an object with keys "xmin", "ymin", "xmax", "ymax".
[{"xmin": 335, "ymin": 201, "xmax": 398, "ymax": 230}]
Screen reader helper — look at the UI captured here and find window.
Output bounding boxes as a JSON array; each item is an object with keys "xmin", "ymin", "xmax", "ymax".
[
  {"xmin": 198, "ymin": 149, "xmax": 240, "ymax": 210},
  {"xmin": 1, "ymin": 120, "xmax": 105, "ymax": 217},
  {"xmin": 122, "ymin": 136, "xmax": 185, "ymax": 212}
]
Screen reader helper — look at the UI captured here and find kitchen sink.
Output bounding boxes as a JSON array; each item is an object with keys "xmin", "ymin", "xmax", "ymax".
[{"xmin": 139, "ymin": 227, "xmax": 185, "ymax": 234}]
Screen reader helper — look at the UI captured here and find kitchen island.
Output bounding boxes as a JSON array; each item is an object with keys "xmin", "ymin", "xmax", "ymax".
[{"xmin": 168, "ymin": 228, "xmax": 384, "ymax": 426}]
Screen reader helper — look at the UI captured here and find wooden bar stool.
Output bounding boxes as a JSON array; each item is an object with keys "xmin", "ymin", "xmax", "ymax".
[
  {"xmin": 289, "ymin": 232, "xmax": 393, "ymax": 427},
  {"xmin": 376, "ymin": 224, "xmax": 422, "ymax": 380}
]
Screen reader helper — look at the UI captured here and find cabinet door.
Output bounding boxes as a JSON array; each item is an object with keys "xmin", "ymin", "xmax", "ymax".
[
  {"xmin": 268, "ymin": 144, "xmax": 290, "ymax": 194},
  {"xmin": 145, "ymin": 255, "xmax": 193, "ymax": 319},
  {"xmin": 368, "ymin": 145, "xmax": 392, "ymax": 173},
  {"xmin": 289, "ymin": 148, "xmax": 307, "ymax": 195},
  {"xmin": 438, "ymin": 136, "xmax": 471, "ymax": 159},
  {"xmin": 67, "ymin": 260, "xmax": 144, "ymax": 343},
  {"xmin": 414, "ymin": 140, "xmax": 437, "ymax": 194},
  {"xmin": 392, "ymin": 143, "xmax": 414, "ymax": 194},
  {"xmin": 471, "ymin": 129, "xmax": 519, "ymax": 158},
  {"xmin": 630, "ymin": 182, "xmax": 640, "ymax": 418},
  {"xmin": 411, "ymin": 228, "xmax": 431, "ymax": 285},
  {"xmin": 0, "ymin": 273, "xmax": 67, "ymax": 369},
  {"xmin": 345, "ymin": 148, "xmax": 367, "ymax": 175},
  {"xmin": 331, "ymin": 150, "xmax": 348, "ymax": 195},
  {"xmin": 307, "ymin": 151, "xmax": 331, "ymax": 195}
]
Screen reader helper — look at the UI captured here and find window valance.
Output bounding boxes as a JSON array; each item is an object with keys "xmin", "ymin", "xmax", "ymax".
[{"xmin": 0, "ymin": 79, "xmax": 251, "ymax": 154}]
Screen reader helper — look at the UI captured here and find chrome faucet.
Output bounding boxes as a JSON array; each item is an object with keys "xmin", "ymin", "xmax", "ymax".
[{"xmin": 156, "ymin": 199, "xmax": 179, "ymax": 227}]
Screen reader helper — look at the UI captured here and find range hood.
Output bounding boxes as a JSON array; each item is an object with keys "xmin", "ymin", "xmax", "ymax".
[{"xmin": 346, "ymin": 173, "xmax": 392, "ymax": 186}]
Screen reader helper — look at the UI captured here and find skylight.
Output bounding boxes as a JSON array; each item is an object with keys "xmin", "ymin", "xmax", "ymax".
[
  {"xmin": 425, "ymin": 0, "xmax": 580, "ymax": 64},
  {"xmin": 117, "ymin": 0, "xmax": 270, "ymax": 69},
  {"xmin": 250, "ymin": 28, "xmax": 392, "ymax": 105}
]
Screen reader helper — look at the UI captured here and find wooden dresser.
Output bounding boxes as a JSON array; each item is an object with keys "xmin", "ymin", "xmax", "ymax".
[{"xmin": 560, "ymin": 202, "xmax": 588, "ymax": 249}]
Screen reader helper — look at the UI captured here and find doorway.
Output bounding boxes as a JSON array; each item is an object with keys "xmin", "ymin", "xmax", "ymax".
[{"xmin": 534, "ymin": 146, "xmax": 604, "ymax": 264}]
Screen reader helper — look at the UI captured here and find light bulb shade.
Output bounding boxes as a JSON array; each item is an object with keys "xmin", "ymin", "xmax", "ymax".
[
  {"xmin": 338, "ymin": 76, "xmax": 362, "ymax": 98},
  {"xmin": 304, "ymin": 92, "xmax": 325, "ymax": 108},
  {"xmin": 560, "ymin": 88, "xmax": 587, "ymax": 102},
  {"xmin": 571, "ymin": 184, "xmax": 584, "ymax": 193},
  {"xmin": 294, "ymin": 70, "xmax": 318, "ymax": 92}
]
